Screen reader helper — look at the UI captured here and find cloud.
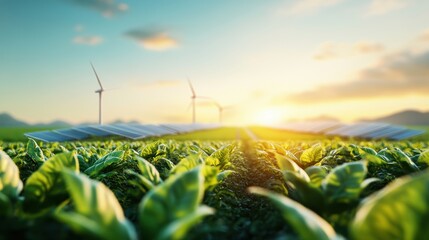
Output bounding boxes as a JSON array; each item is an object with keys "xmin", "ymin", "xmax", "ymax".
[
  {"xmin": 278, "ymin": 49, "xmax": 429, "ymax": 104},
  {"xmin": 125, "ymin": 28, "xmax": 178, "ymax": 51},
  {"xmin": 418, "ymin": 29, "xmax": 429, "ymax": 42},
  {"xmin": 314, "ymin": 41, "xmax": 384, "ymax": 60},
  {"xmin": 281, "ymin": 0, "xmax": 344, "ymax": 15},
  {"xmin": 366, "ymin": 0, "xmax": 407, "ymax": 16},
  {"xmin": 68, "ymin": 0, "xmax": 128, "ymax": 17},
  {"xmin": 73, "ymin": 36, "xmax": 103, "ymax": 45},
  {"xmin": 139, "ymin": 80, "xmax": 182, "ymax": 89}
]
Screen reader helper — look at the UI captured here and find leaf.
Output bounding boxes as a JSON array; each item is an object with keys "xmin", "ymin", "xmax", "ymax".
[
  {"xmin": 23, "ymin": 152, "xmax": 79, "ymax": 212},
  {"xmin": 305, "ymin": 166, "xmax": 328, "ymax": 187},
  {"xmin": 322, "ymin": 161, "xmax": 367, "ymax": 205},
  {"xmin": 392, "ymin": 148, "xmax": 420, "ymax": 172},
  {"xmin": 139, "ymin": 166, "xmax": 213, "ymax": 240},
  {"xmin": 84, "ymin": 151, "xmax": 124, "ymax": 178},
  {"xmin": 0, "ymin": 150, "xmax": 23, "ymax": 200},
  {"xmin": 27, "ymin": 139, "xmax": 45, "ymax": 163},
  {"xmin": 351, "ymin": 171, "xmax": 429, "ymax": 240},
  {"xmin": 248, "ymin": 187, "xmax": 337, "ymax": 240},
  {"xmin": 417, "ymin": 150, "xmax": 429, "ymax": 165},
  {"xmin": 55, "ymin": 170, "xmax": 137, "ymax": 240},
  {"xmin": 284, "ymin": 171, "xmax": 325, "ymax": 213},
  {"xmin": 275, "ymin": 153, "xmax": 310, "ymax": 181},
  {"xmin": 157, "ymin": 206, "xmax": 214, "ymax": 240},
  {"xmin": 170, "ymin": 154, "xmax": 203, "ymax": 175},
  {"xmin": 135, "ymin": 156, "xmax": 162, "ymax": 185},
  {"xmin": 300, "ymin": 144, "xmax": 324, "ymax": 166}
]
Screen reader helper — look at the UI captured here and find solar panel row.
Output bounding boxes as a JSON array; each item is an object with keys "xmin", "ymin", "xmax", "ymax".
[
  {"xmin": 272, "ymin": 121, "xmax": 424, "ymax": 140},
  {"xmin": 25, "ymin": 123, "xmax": 221, "ymax": 142}
]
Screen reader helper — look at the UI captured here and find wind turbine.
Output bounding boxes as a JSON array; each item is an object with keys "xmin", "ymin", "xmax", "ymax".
[
  {"xmin": 187, "ymin": 79, "xmax": 211, "ymax": 124},
  {"xmin": 91, "ymin": 63, "xmax": 104, "ymax": 125},
  {"xmin": 213, "ymin": 101, "xmax": 233, "ymax": 124}
]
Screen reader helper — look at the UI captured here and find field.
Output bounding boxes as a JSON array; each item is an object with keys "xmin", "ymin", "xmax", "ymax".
[{"xmin": 1, "ymin": 128, "xmax": 429, "ymax": 240}]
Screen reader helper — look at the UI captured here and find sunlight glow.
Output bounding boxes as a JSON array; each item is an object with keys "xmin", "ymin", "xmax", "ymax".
[{"xmin": 254, "ymin": 108, "xmax": 284, "ymax": 126}]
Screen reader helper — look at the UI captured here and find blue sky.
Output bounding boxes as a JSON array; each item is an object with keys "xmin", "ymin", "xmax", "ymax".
[{"xmin": 1, "ymin": 0, "xmax": 429, "ymax": 125}]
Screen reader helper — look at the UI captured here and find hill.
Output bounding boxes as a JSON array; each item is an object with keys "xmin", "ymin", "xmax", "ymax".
[{"xmin": 365, "ymin": 110, "xmax": 429, "ymax": 125}]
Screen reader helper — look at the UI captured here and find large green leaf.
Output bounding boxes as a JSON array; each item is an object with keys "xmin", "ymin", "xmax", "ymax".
[
  {"xmin": 0, "ymin": 150, "xmax": 23, "ymax": 199},
  {"xmin": 351, "ymin": 171, "xmax": 429, "ymax": 240},
  {"xmin": 284, "ymin": 171, "xmax": 325, "ymax": 213},
  {"xmin": 305, "ymin": 166, "xmax": 328, "ymax": 186},
  {"xmin": 417, "ymin": 150, "xmax": 429, "ymax": 165},
  {"xmin": 27, "ymin": 139, "xmax": 45, "ymax": 163},
  {"xmin": 275, "ymin": 153, "xmax": 310, "ymax": 181},
  {"xmin": 139, "ymin": 166, "xmax": 213, "ymax": 240},
  {"xmin": 55, "ymin": 170, "xmax": 137, "ymax": 240},
  {"xmin": 84, "ymin": 151, "xmax": 124, "ymax": 178},
  {"xmin": 135, "ymin": 156, "xmax": 162, "ymax": 185},
  {"xmin": 392, "ymin": 148, "xmax": 420, "ymax": 171},
  {"xmin": 249, "ymin": 187, "xmax": 337, "ymax": 240},
  {"xmin": 322, "ymin": 161, "xmax": 367, "ymax": 205},
  {"xmin": 23, "ymin": 152, "xmax": 79, "ymax": 212},
  {"xmin": 300, "ymin": 144, "xmax": 324, "ymax": 166},
  {"xmin": 170, "ymin": 154, "xmax": 203, "ymax": 175}
]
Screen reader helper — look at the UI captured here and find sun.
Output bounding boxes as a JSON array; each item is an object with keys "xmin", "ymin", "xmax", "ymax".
[{"xmin": 254, "ymin": 108, "xmax": 284, "ymax": 125}]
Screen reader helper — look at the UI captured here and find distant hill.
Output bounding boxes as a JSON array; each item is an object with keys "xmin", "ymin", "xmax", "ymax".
[
  {"xmin": 0, "ymin": 113, "xmax": 29, "ymax": 127},
  {"xmin": 364, "ymin": 110, "xmax": 429, "ymax": 125},
  {"xmin": 0, "ymin": 112, "xmax": 72, "ymax": 128}
]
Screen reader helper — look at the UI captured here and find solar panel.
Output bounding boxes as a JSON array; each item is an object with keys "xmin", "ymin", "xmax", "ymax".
[
  {"xmin": 53, "ymin": 128, "xmax": 91, "ymax": 140},
  {"xmin": 73, "ymin": 126, "xmax": 112, "ymax": 137},
  {"xmin": 113, "ymin": 124, "xmax": 152, "ymax": 137},
  {"xmin": 343, "ymin": 123, "xmax": 390, "ymax": 137},
  {"xmin": 389, "ymin": 129, "xmax": 425, "ymax": 140},
  {"xmin": 132, "ymin": 124, "xmax": 177, "ymax": 135},
  {"xmin": 364, "ymin": 126, "xmax": 407, "ymax": 139},
  {"xmin": 91, "ymin": 125, "xmax": 144, "ymax": 140},
  {"xmin": 25, "ymin": 131, "xmax": 77, "ymax": 142}
]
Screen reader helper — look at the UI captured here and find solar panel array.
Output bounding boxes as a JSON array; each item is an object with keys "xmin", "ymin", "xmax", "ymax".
[
  {"xmin": 25, "ymin": 123, "xmax": 220, "ymax": 142},
  {"xmin": 25, "ymin": 121, "xmax": 425, "ymax": 142},
  {"xmin": 272, "ymin": 121, "xmax": 425, "ymax": 140}
]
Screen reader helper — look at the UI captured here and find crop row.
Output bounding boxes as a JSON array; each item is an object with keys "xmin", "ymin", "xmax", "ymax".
[{"xmin": 1, "ymin": 139, "xmax": 428, "ymax": 239}]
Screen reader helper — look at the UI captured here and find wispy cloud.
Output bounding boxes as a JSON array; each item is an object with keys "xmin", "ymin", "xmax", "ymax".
[
  {"xmin": 125, "ymin": 28, "xmax": 179, "ymax": 51},
  {"xmin": 68, "ymin": 0, "xmax": 128, "ymax": 18},
  {"xmin": 276, "ymin": 49, "xmax": 429, "ymax": 104},
  {"xmin": 73, "ymin": 36, "xmax": 103, "ymax": 45},
  {"xmin": 281, "ymin": 0, "xmax": 344, "ymax": 15},
  {"xmin": 366, "ymin": 0, "xmax": 407, "ymax": 16},
  {"xmin": 418, "ymin": 29, "xmax": 429, "ymax": 42},
  {"xmin": 314, "ymin": 41, "xmax": 384, "ymax": 60}
]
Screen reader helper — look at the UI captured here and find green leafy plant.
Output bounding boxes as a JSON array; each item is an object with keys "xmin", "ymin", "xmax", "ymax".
[
  {"xmin": 55, "ymin": 170, "xmax": 137, "ymax": 240},
  {"xmin": 23, "ymin": 152, "xmax": 79, "ymax": 212},
  {"xmin": 139, "ymin": 166, "xmax": 214, "ymax": 240},
  {"xmin": 249, "ymin": 186, "xmax": 338, "ymax": 240},
  {"xmin": 351, "ymin": 170, "xmax": 429, "ymax": 240},
  {"xmin": 0, "ymin": 150, "xmax": 23, "ymax": 215}
]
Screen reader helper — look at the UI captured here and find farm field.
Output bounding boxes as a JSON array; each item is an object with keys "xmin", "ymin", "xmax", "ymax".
[{"xmin": 1, "ymin": 135, "xmax": 429, "ymax": 240}]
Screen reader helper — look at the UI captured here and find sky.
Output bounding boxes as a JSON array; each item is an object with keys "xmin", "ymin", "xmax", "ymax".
[{"xmin": 1, "ymin": 0, "xmax": 429, "ymax": 125}]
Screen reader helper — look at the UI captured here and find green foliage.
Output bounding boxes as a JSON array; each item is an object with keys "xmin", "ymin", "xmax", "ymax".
[
  {"xmin": 26, "ymin": 139, "xmax": 45, "ymax": 163},
  {"xmin": 84, "ymin": 151, "xmax": 124, "ymax": 178},
  {"xmin": 249, "ymin": 187, "xmax": 338, "ymax": 240},
  {"xmin": 417, "ymin": 150, "xmax": 429, "ymax": 164},
  {"xmin": 55, "ymin": 170, "xmax": 137, "ymax": 240},
  {"xmin": 139, "ymin": 166, "xmax": 213, "ymax": 240},
  {"xmin": 0, "ymin": 150, "xmax": 23, "ymax": 215},
  {"xmin": 322, "ymin": 161, "xmax": 371, "ymax": 205},
  {"xmin": 351, "ymin": 171, "xmax": 429, "ymax": 240},
  {"xmin": 300, "ymin": 144, "xmax": 325, "ymax": 167},
  {"xmin": 23, "ymin": 152, "xmax": 79, "ymax": 212}
]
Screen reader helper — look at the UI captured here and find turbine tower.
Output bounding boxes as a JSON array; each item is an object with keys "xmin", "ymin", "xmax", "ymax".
[
  {"xmin": 214, "ymin": 101, "xmax": 232, "ymax": 124},
  {"xmin": 187, "ymin": 79, "xmax": 211, "ymax": 124},
  {"xmin": 188, "ymin": 79, "xmax": 197, "ymax": 124},
  {"xmin": 91, "ymin": 63, "xmax": 104, "ymax": 125}
]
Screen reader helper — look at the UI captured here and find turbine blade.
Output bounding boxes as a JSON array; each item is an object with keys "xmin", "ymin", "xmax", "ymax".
[
  {"xmin": 91, "ymin": 62, "xmax": 104, "ymax": 90},
  {"xmin": 186, "ymin": 101, "xmax": 193, "ymax": 111},
  {"xmin": 187, "ymin": 78, "xmax": 196, "ymax": 97}
]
